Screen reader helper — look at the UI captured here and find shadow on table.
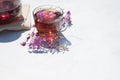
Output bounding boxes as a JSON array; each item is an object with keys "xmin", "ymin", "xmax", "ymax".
[
  {"xmin": 0, "ymin": 30, "xmax": 26, "ymax": 42},
  {"xmin": 28, "ymin": 33, "xmax": 72, "ymax": 54}
]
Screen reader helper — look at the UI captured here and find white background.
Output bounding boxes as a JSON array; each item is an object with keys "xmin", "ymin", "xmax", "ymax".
[{"xmin": 0, "ymin": 0, "xmax": 120, "ymax": 80}]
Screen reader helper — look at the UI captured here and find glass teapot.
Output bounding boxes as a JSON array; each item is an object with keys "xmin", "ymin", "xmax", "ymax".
[{"xmin": 0, "ymin": 0, "xmax": 21, "ymax": 23}]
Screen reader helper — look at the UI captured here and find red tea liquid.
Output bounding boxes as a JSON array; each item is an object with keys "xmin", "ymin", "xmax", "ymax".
[
  {"xmin": 34, "ymin": 9, "xmax": 62, "ymax": 39},
  {"xmin": 0, "ymin": 0, "xmax": 21, "ymax": 24}
]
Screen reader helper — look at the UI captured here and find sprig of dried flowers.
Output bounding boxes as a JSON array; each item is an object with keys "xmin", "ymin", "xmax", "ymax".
[{"xmin": 21, "ymin": 11, "xmax": 72, "ymax": 54}]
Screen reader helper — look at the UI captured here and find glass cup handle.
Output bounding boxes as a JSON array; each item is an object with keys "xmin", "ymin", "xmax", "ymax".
[
  {"xmin": 59, "ymin": 18, "xmax": 68, "ymax": 32},
  {"xmin": 59, "ymin": 11, "xmax": 72, "ymax": 32}
]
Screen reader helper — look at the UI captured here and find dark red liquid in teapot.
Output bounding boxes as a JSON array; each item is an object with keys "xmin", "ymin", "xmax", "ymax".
[{"xmin": 0, "ymin": 0, "xmax": 21, "ymax": 23}]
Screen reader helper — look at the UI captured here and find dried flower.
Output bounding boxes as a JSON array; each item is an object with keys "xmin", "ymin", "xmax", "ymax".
[
  {"xmin": 64, "ymin": 11, "xmax": 72, "ymax": 26},
  {"xmin": 21, "ymin": 42, "xmax": 26, "ymax": 46},
  {"xmin": 21, "ymin": 11, "xmax": 72, "ymax": 54}
]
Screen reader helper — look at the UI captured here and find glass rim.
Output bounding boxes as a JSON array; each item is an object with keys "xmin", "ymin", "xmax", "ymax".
[
  {"xmin": 0, "ymin": 1, "xmax": 21, "ymax": 12},
  {"xmin": 33, "ymin": 5, "xmax": 64, "ymax": 23}
]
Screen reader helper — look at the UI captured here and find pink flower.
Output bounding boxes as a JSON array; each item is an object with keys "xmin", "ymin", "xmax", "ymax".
[
  {"xmin": 21, "ymin": 42, "xmax": 26, "ymax": 46},
  {"xmin": 21, "ymin": 11, "xmax": 72, "ymax": 53}
]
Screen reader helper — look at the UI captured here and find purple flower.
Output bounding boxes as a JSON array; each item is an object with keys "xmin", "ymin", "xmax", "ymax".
[
  {"xmin": 26, "ymin": 36, "xmax": 30, "ymax": 41},
  {"xmin": 63, "ymin": 11, "xmax": 72, "ymax": 27},
  {"xmin": 21, "ymin": 42, "xmax": 26, "ymax": 46},
  {"xmin": 21, "ymin": 10, "xmax": 72, "ymax": 53}
]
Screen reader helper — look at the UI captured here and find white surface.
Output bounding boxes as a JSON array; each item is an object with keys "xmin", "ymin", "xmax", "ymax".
[{"xmin": 0, "ymin": 0, "xmax": 120, "ymax": 80}]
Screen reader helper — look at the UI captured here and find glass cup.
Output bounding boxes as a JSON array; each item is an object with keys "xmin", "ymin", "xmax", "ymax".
[
  {"xmin": 33, "ymin": 5, "xmax": 68, "ymax": 41},
  {"xmin": 0, "ymin": 0, "xmax": 21, "ymax": 24}
]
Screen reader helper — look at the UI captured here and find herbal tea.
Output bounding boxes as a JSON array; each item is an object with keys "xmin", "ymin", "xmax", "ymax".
[{"xmin": 33, "ymin": 7, "xmax": 63, "ymax": 39}]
